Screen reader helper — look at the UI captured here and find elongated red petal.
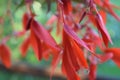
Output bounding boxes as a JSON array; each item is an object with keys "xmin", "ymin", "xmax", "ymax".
[
  {"xmin": 62, "ymin": 48, "xmax": 80, "ymax": 80},
  {"xmin": 69, "ymin": 45, "xmax": 81, "ymax": 71},
  {"xmin": 97, "ymin": 13, "xmax": 112, "ymax": 46},
  {"xmin": 30, "ymin": 29, "xmax": 42, "ymax": 60},
  {"xmin": 63, "ymin": 24, "xmax": 91, "ymax": 52},
  {"xmin": 0, "ymin": 44, "xmax": 11, "ymax": 68},
  {"xmin": 90, "ymin": 13, "xmax": 112, "ymax": 47},
  {"xmin": 72, "ymin": 40, "xmax": 88, "ymax": 69},
  {"xmin": 31, "ymin": 19, "xmax": 60, "ymax": 52},
  {"xmin": 20, "ymin": 37, "xmax": 30, "ymax": 57}
]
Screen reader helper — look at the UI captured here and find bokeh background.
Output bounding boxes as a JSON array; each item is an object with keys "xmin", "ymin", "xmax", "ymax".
[{"xmin": 0, "ymin": 0, "xmax": 120, "ymax": 80}]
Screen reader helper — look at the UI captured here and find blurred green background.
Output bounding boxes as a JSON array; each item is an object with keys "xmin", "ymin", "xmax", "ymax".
[{"xmin": 0, "ymin": 0, "xmax": 120, "ymax": 80}]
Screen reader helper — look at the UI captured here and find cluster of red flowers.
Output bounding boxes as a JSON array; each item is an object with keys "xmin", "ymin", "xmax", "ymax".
[{"xmin": 0, "ymin": 0, "xmax": 120, "ymax": 80}]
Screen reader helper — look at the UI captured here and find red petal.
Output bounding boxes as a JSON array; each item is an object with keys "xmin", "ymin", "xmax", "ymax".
[
  {"xmin": 61, "ymin": 0, "xmax": 72, "ymax": 15},
  {"xmin": 72, "ymin": 40, "xmax": 88, "ymax": 69},
  {"xmin": 0, "ymin": 44, "xmax": 11, "ymax": 68},
  {"xmin": 90, "ymin": 14, "xmax": 112, "ymax": 46},
  {"xmin": 69, "ymin": 45, "xmax": 81, "ymax": 71},
  {"xmin": 62, "ymin": 48, "xmax": 80, "ymax": 80},
  {"xmin": 20, "ymin": 37, "xmax": 30, "ymax": 57},
  {"xmin": 42, "ymin": 49, "xmax": 51, "ymax": 60},
  {"xmin": 30, "ymin": 29, "xmax": 42, "ymax": 60}
]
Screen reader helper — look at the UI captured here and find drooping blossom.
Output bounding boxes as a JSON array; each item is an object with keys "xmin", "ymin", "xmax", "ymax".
[
  {"xmin": 61, "ymin": 24, "xmax": 89, "ymax": 80},
  {"xmin": 20, "ymin": 12, "xmax": 60, "ymax": 60}
]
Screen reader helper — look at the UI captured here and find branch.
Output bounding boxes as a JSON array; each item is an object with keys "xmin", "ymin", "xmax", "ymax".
[{"xmin": 0, "ymin": 61, "xmax": 65, "ymax": 80}]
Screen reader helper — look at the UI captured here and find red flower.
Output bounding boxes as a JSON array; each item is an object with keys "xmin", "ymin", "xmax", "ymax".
[
  {"xmin": 61, "ymin": 24, "xmax": 91, "ymax": 80},
  {"xmin": 20, "ymin": 1, "xmax": 120, "ymax": 80},
  {"xmin": 89, "ymin": 5, "xmax": 112, "ymax": 47},
  {"xmin": 20, "ymin": 12, "xmax": 60, "ymax": 60}
]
